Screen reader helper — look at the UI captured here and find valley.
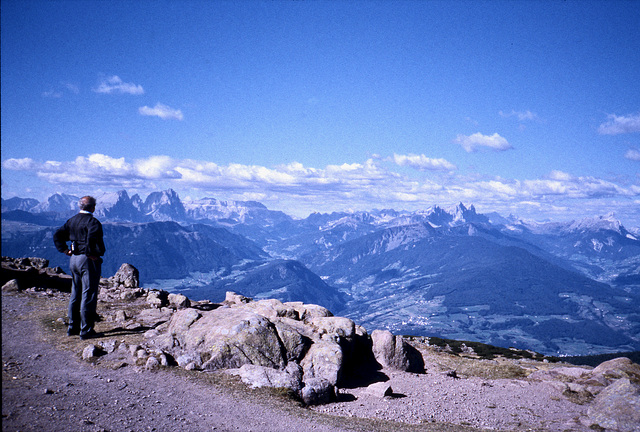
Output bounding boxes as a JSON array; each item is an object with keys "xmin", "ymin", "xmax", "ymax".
[{"xmin": 2, "ymin": 189, "xmax": 639, "ymax": 356}]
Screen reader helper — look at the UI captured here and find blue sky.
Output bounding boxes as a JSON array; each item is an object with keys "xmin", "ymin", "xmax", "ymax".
[{"xmin": 2, "ymin": 0, "xmax": 639, "ymax": 225}]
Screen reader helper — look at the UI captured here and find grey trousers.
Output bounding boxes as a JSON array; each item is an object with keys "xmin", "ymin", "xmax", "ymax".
[{"xmin": 68, "ymin": 254, "xmax": 101, "ymax": 335}]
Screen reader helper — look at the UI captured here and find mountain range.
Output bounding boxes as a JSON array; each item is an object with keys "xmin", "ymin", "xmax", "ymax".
[{"xmin": 2, "ymin": 189, "xmax": 639, "ymax": 356}]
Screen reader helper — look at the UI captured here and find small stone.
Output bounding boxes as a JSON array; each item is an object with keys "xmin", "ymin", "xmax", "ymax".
[
  {"xmin": 82, "ymin": 344, "xmax": 99, "ymax": 360},
  {"xmin": 366, "ymin": 381, "xmax": 393, "ymax": 398},
  {"xmin": 145, "ymin": 356, "xmax": 160, "ymax": 370}
]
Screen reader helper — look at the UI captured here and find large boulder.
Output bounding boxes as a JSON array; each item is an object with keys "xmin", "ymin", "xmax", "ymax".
[
  {"xmin": 300, "ymin": 341, "xmax": 344, "ymax": 386},
  {"xmin": 160, "ymin": 295, "xmax": 369, "ymax": 392},
  {"xmin": 300, "ymin": 378, "xmax": 335, "ymax": 405},
  {"xmin": 167, "ymin": 306, "xmax": 287, "ymax": 370},
  {"xmin": 587, "ymin": 378, "xmax": 640, "ymax": 432},
  {"xmin": 371, "ymin": 329, "xmax": 424, "ymax": 373},
  {"xmin": 236, "ymin": 363, "xmax": 303, "ymax": 393},
  {"xmin": 147, "ymin": 293, "xmax": 383, "ymax": 404},
  {"xmin": 2, "ymin": 279, "xmax": 20, "ymax": 292},
  {"xmin": 592, "ymin": 357, "xmax": 640, "ymax": 384}
]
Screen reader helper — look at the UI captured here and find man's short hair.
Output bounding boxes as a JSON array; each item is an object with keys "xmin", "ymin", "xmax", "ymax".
[{"xmin": 79, "ymin": 196, "xmax": 97, "ymax": 211}]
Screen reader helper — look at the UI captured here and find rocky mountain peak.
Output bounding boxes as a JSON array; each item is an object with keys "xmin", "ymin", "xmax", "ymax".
[
  {"xmin": 33, "ymin": 193, "xmax": 79, "ymax": 214},
  {"xmin": 143, "ymin": 189, "xmax": 186, "ymax": 221}
]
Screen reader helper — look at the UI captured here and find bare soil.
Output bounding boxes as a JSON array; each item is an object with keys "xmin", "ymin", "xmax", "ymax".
[{"xmin": 2, "ymin": 290, "xmax": 590, "ymax": 431}]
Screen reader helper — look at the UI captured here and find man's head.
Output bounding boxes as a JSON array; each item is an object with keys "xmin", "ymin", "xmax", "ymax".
[{"xmin": 79, "ymin": 196, "xmax": 97, "ymax": 212}]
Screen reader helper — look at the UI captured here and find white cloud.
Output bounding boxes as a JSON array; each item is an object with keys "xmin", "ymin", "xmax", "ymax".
[
  {"xmin": 93, "ymin": 75, "xmax": 144, "ymax": 95},
  {"xmin": 548, "ymin": 170, "xmax": 574, "ymax": 181},
  {"xmin": 598, "ymin": 113, "xmax": 640, "ymax": 135},
  {"xmin": 139, "ymin": 103, "xmax": 184, "ymax": 120},
  {"xmin": 2, "ymin": 158, "xmax": 37, "ymax": 170},
  {"xmin": 3, "ymin": 155, "xmax": 639, "ymax": 224},
  {"xmin": 42, "ymin": 90, "xmax": 63, "ymax": 98},
  {"xmin": 42, "ymin": 81, "xmax": 80, "ymax": 98},
  {"xmin": 392, "ymin": 153, "xmax": 457, "ymax": 171},
  {"xmin": 134, "ymin": 156, "xmax": 182, "ymax": 178},
  {"xmin": 499, "ymin": 110, "xmax": 539, "ymax": 121},
  {"xmin": 454, "ymin": 132, "xmax": 513, "ymax": 153},
  {"xmin": 625, "ymin": 149, "xmax": 640, "ymax": 161},
  {"xmin": 63, "ymin": 82, "xmax": 80, "ymax": 94}
]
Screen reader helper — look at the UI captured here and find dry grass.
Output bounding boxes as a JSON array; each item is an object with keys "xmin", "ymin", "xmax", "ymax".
[{"xmin": 407, "ymin": 337, "xmax": 531, "ymax": 380}]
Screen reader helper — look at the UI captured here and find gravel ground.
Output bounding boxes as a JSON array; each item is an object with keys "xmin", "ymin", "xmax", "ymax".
[
  {"xmin": 313, "ymin": 369, "xmax": 590, "ymax": 431},
  {"xmin": 2, "ymin": 291, "xmax": 591, "ymax": 431}
]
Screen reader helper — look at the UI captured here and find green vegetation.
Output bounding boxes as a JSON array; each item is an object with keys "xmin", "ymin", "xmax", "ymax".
[{"xmin": 405, "ymin": 335, "xmax": 557, "ymax": 362}]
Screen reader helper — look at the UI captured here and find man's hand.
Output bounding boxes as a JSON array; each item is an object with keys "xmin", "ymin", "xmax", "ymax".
[{"xmin": 65, "ymin": 250, "xmax": 73, "ymax": 256}]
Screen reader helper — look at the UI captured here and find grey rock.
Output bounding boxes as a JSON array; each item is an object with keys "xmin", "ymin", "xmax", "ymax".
[
  {"xmin": 184, "ymin": 362, "xmax": 198, "ymax": 371},
  {"xmin": 167, "ymin": 308, "xmax": 201, "ymax": 335},
  {"xmin": 237, "ymin": 364, "xmax": 303, "ymax": 392},
  {"xmin": 274, "ymin": 321, "xmax": 311, "ymax": 362},
  {"xmin": 592, "ymin": 357, "xmax": 640, "ymax": 384},
  {"xmin": 100, "ymin": 339, "xmax": 118, "ymax": 354},
  {"xmin": 300, "ymin": 341, "xmax": 343, "ymax": 385},
  {"xmin": 111, "ymin": 263, "xmax": 139, "ymax": 288},
  {"xmin": 176, "ymin": 353, "xmax": 202, "ymax": 368},
  {"xmin": 146, "ymin": 290, "xmax": 169, "ymax": 308},
  {"xmin": 224, "ymin": 291, "xmax": 251, "ymax": 305},
  {"xmin": 292, "ymin": 303, "xmax": 333, "ymax": 321},
  {"xmin": 2, "ymin": 279, "xmax": 20, "ymax": 292},
  {"xmin": 145, "ymin": 356, "xmax": 160, "ymax": 370},
  {"xmin": 243, "ymin": 298, "xmax": 298, "ymax": 320},
  {"xmin": 192, "ymin": 308, "xmax": 286, "ymax": 370},
  {"xmin": 587, "ymin": 378, "xmax": 640, "ymax": 432},
  {"xmin": 371, "ymin": 330, "xmax": 424, "ymax": 373},
  {"xmin": 551, "ymin": 366, "xmax": 592, "ymax": 379},
  {"xmin": 136, "ymin": 307, "xmax": 173, "ymax": 327},
  {"xmin": 366, "ymin": 381, "xmax": 393, "ymax": 398},
  {"xmin": 301, "ymin": 378, "xmax": 335, "ymax": 405},
  {"xmin": 82, "ymin": 344, "xmax": 100, "ymax": 360},
  {"xmin": 308, "ymin": 316, "xmax": 355, "ymax": 345},
  {"xmin": 26, "ymin": 257, "xmax": 49, "ymax": 269},
  {"xmin": 168, "ymin": 293, "xmax": 191, "ymax": 309}
]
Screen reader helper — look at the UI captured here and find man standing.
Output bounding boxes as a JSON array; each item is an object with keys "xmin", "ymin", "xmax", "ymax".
[{"xmin": 53, "ymin": 196, "xmax": 106, "ymax": 340}]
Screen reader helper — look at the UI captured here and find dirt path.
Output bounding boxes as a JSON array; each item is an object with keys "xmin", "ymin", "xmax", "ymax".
[{"xmin": 1, "ymin": 292, "xmax": 473, "ymax": 432}]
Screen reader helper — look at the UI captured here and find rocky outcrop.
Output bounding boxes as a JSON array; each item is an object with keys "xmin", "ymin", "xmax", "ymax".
[
  {"xmin": 528, "ymin": 357, "xmax": 640, "ymax": 430},
  {"xmin": 585, "ymin": 358, "xmax": 640, "ymax": 431},
  {"xmin": 1, "ymin": 256, "xmax": 71, "ymax": 292},
  {"xmin": 150, "ymin": 293, "xmax": 380, "ymax": 405}
]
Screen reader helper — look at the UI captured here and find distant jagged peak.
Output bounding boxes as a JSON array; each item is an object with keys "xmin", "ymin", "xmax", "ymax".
[
  {"xmin": 1, "ymin": 196, "xmax": 39, "ymax": 212},
  {"xmin": 93, "ymin": 190, "xmax": 148, "ymax": 221},
  {"xmin": 184, "ymin": 196, "xmax": 267, "ymax": 210},
  {"xmin": 142, "ymin": 189, "xmax": 186, "ymax": 221},
  {"xmin": 442, "ymin": 202, "xmax": 489, "ymax": 226},
  {"xmin": 32, "ymin": 192, "xmax": 79, "ymax": 213},
  {"xmin": 568, "ymin": 212, "xmax": 623, "ymax": 233},
  {"xmin": 144, "ymin": 188, "xmax": 181, "ymax": 206},
  {"xmin": 95, "ymin": 190, "xmax": 131, "ymax": 207},
  {"xmin": 517, "ymin": 212, "xmax": 627, "ymax": 235},
  {"xmin": 449, "ymin": 202, "xmax": 475, "ymax": 218}
]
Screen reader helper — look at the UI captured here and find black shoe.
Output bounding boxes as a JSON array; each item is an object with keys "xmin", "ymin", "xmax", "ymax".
[
  {"xmin": 80, "ymin": 330, "xmax": 100, "ymax": 340},
  {"xmin": 67, "ymin": 328, "xmax": 80, "ymax": 336}
]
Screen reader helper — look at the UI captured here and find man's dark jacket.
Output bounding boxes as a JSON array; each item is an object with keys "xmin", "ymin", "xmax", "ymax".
[{"xmin": 53, "ymin": 213, "xmax": 106, "ymax": 257}]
